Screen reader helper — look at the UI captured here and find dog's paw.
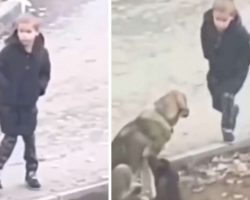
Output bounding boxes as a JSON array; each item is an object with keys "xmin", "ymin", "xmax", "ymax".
[
  {"xmin": 140, "ymin": 195, "xmax": 151, "ymax": 200},
  {"xmin": 130, "ymin": 182, "xmax": 142, "ymax": 195}
]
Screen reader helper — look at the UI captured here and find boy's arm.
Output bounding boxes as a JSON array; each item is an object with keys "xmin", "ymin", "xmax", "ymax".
[
  {"xmin": 201, "ymin": 21, "xmax": 210, "ymax": 60},
  {"xmin": 239, "ymin": 27, "xmax": 250, "ymax": 66},
  {"xmin": 39, "ymin": 49, "xmax": 51, "ymax": 96},
  {"xmin": 233, "ymin": 27, "xmax": 250, "ymax": 75},
  {"xmin": 231, "ymin": 28, "xmax": 250, "ymax": 83},
  {"xmin": 0, "ymin": 49, "xmax": 9, "ymax": 89}
]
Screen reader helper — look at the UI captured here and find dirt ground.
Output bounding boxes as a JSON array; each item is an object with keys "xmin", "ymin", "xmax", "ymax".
[
  {"xmin": 182, "ymin": 183, "xmax": 250, "ymax": 200},
  {"xmin": 179, "ymin": 151, "xmax": 250, "ymax": 200},
  {"xmin": 112, "ymin": 0, "xmax": 250, "ymax": 156},
  {"xmin": 182, "ymin": 181, "xmax": 250, "ymax": 200}
]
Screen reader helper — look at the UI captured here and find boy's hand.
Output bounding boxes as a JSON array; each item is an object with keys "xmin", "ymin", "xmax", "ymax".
[{"xmin": 40, "ymin": 89, "xmax": 45, "ymax": 96}]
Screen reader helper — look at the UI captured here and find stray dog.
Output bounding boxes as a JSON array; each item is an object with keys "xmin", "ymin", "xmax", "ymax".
[
  {"xmin": 148, "ymin": 156, "xmax": 182, "ymax": 200},
  {"xmin": 112, "ymin": 90, "xmax": 189, "ymax": 199},
  {"xmin": 112, "ymin": 164, "xmax": 149, "ymax": 200}
]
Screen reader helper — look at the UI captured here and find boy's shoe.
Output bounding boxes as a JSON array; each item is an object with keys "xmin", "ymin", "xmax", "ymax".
[
  {"xmin": 25, "ymin": 171, "xmax": 41, "ymax": 189},
  {"xmin": 222, "ymin": 128, "xmax": 235, "ymax": 142}
]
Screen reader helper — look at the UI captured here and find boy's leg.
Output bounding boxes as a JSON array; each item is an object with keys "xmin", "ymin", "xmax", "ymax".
[
  {"xmin": 219, "ymin": 72, "xmax": 247, "ymax": 142},
  {"xmin": 22, "ymin": 134, "xmax": 38, "ymax": 172},
  {"xmin": 221, "ymin": 93, "xmax": 235, "ymax": 142},
  {"xmin": 225, "ymin": 69, "xmax": 248, "ymax": 125},
  {"xmin": 207, "ymin": 73, "xmax": 223, "ymax": 112},
  {"xmin": 0, "ymin": 135, "xmax": 18, "ymax": 188},
  {"xmin": 0, "ymin": 135, "xmax": 18, "ymax": 169},
  {"xmin": 207, "ymin": 73, "xmax": 235, "ymax": 141},
  {"xmin": 222, "ymin": 74, "xmax": 245, "ymax": 126},
  {"xmin": 22, "ymin": 134, "xmax": 40, "ymax": 189}
]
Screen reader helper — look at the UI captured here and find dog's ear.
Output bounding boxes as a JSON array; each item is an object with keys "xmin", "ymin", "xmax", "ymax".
[
  {"xmin": 174, "ymin": 91, "xmax": 189, "ymax": 118},
  {"xmin": 154, "ymin": 92, "xmax": 179, "ymax": 123}
]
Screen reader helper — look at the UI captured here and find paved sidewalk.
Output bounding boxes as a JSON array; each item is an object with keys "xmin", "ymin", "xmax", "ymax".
[{"xmin": 0, "ymin": 0, "xmax": 108, "ymax": 199}]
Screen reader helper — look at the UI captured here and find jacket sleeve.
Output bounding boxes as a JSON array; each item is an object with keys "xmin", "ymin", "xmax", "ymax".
[
  {"xmin": 230, "ymin": 27, "xmax": 250, "ymax": 85},
  {"xmin": 237, "ymin": 27, "xmax": 250, "ymax": 67},
  {"xmin": 201, "ymin": 19, "xmax": 210, "ymax": 60},
  {"xmin": 39, "ymin": 49, "xmax": 51, "ymax": 96},
  {"xmin": 0, "ymin": 49, "xmax": 9, "ymax": 90}
]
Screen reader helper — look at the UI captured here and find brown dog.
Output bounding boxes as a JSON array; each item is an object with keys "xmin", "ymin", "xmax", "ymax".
[{"xmin": 112, "ymin": 90, "xmax": 189, "ymax": 199}]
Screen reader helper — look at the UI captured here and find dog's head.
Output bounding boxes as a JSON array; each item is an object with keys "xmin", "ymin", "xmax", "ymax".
[
  {"xmin": 154, "ymin": 90, "xmax": 189, "ymax": 126},
  {"xmin": 148, "ymin": 157, "xmax": 182, "ymax": 200}
]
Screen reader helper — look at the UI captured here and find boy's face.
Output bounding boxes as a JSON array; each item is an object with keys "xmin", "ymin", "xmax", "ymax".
[
  {"xmin": 213, "ymin": 2, "xmax": 236, "ymax": 32},
  {"xmin": 17, "ymin": 22, "xmax": 39, "ymax": 47}
]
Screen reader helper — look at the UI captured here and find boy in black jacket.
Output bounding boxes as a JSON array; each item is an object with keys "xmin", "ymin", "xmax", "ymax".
[
  {"xmin": 0, "ymin": 14, "xmax": 50, "ymax": 189},
  {"xmin": 201, "ymin": 0, "xmax": 250, "ymax": 142}
]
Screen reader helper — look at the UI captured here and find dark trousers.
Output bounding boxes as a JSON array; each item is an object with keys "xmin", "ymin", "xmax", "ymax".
[
  {"xmin": 0, "ymin": 134, "xmax": 38, "ymax": 171},
  {"xmin": 207, "ymin": 72, "xmax": 246, "ymax": 112}
]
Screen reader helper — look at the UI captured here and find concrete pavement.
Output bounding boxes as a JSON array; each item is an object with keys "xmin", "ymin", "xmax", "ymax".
[{"xmin": 0, "ymin": 0, "xmax": 108, "ymax": 199}]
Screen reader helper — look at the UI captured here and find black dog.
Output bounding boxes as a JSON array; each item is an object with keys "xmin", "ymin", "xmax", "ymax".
[{"xmin": 148, "ymin": 156, "xmax": 182, "ymax": 200}]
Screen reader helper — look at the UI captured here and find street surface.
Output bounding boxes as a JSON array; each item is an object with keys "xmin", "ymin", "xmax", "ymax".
[{"xmin": 0, "ymin": 0, "xmax": 108, "ymax": 199}]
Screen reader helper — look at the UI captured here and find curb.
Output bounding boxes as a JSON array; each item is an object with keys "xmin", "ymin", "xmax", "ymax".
[
  {"xmin": 0, "ymin": 1, "xmax": 22, "ymax": 36},
  {"xmin": 36, "ymin": 181, "xmax": 108, "ymax": 200},
  {"xmin": 168, "ymin": 137, "xmax": 250, "ymax": 170}
]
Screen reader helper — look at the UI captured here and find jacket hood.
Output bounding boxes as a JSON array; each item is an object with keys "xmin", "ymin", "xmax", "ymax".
[
  {"xmin": 204, "ymin": 9, "xmax": 242, "ymax": 31},
  {"xmin": 4, "ymin": 29, "xmax": 45, "ymax": 54}
]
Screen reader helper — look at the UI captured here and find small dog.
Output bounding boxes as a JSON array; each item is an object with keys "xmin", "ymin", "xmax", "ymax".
[
  {"xmin": 148, "ymin": 156, "xmax": 182, "ymax": 200},
  {"xmin": 112, "ymin": 90, "xmax": 189, "ymax": 199}
]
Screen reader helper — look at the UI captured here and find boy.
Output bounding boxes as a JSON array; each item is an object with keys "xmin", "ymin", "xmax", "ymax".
[
  {"xmin": 201, "ymin": 0, "xmax": 250, "ymax": 142},
  {"xmin": 0, "ymin": 13, "xmax": 50, "ymax": 189}
]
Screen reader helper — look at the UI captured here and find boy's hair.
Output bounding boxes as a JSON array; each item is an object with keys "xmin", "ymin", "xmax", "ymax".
[
  {"xmin": 213, "ymin": 0, "xmax": 235, "ymax": 6},
  {"xmin": 213, "ymin": 0, "xmax": 237, "ymax": 14},
  {"xmin": 13, "ymin": 13, "xmax": 41, "ymax": 31}
]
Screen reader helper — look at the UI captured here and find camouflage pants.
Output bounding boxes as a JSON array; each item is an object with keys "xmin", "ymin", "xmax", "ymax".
[{"xmin": 0, "ymin": 134, "xmax": 38, "ymax": 171}]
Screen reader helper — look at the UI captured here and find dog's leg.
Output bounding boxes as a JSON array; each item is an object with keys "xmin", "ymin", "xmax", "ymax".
[
  {"xmin": 142, "ymin": 147, "xmax": 157, "ymax": 199},
  {"xmin": 148, "ymin": 165, "xmax": 156, "ymax": 199},
  {"xmin": 140, "ymin": 158, "xmax": 156, "ymax": 200},
  {"xmin": 112, "ymin": 164, "xmax": 132, "ymax": 200}
]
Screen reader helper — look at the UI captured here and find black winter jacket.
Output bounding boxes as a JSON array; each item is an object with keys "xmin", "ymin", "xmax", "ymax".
[
  {"xmin": 0, "ymin": 30, "xmax": 51, "ymax": 106},
  {"xmin": 201, "ymin": 9, "xmax": 250, "ymax": 80}
]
